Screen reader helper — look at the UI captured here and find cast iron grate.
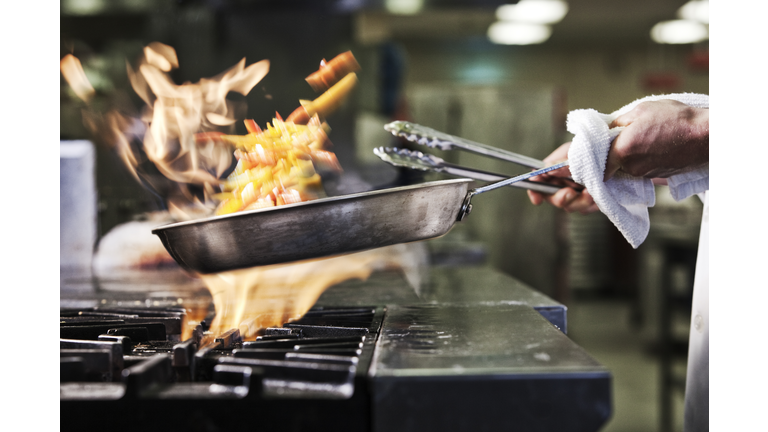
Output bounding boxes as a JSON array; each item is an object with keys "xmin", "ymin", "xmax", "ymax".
[{"xmin": 60, "ymin": 305, "xmax": 384, "ymax": 431}]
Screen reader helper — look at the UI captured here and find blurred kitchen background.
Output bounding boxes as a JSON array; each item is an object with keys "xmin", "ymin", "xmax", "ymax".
[{"xmin": 60, "ymin": 1, "xmax": 708, "ymax": 431}]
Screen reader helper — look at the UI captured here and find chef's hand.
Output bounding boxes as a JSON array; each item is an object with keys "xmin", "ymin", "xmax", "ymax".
[
  {"xmin": 527, "ymin": 142, "xmax": 600, "ymax": 215},
  {"xmin": 605, "ymin": 100, "xmax": 709, "ymax": 181},
  {"xmin": 528, "ymin": 100, "xmax": 708, "ymax": 213}
]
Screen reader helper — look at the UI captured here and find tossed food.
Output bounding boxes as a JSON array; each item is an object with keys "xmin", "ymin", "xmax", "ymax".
[{"xmin": 207, "ymin": 114, "xmax": 342, "ymax": 216}]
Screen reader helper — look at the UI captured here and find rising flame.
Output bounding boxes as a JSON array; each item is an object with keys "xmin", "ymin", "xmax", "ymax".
[
  {"xmin": 61, "ymin": 42, "xmax": 270, "ymax": 217},
  {"xmin": 61, "ymin": 54, "xmax": 95, "ymax": 103},
  {"xmin": 199, "ymin": 246, "xmax": 413, "ymax": 340}
]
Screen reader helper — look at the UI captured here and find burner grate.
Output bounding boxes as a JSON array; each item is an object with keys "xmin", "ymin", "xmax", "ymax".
[{"xmin": 61, "ymin": 305, "xmax": 384, "ymax": 431}]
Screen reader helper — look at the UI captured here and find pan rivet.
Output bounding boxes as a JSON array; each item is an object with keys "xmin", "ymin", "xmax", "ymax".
[{"xmin": 466, "ymin": 204, "xmax": 472, "ymax": 215}]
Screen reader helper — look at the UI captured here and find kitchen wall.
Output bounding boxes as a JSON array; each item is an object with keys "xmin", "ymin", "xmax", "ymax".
[
  {"xmin": 403, "ymin": 44, "xmax": 709, "ymax": 114},
  {"xmin": 350, "ymin": 35, "xmax": 707, "ymax": 299}
]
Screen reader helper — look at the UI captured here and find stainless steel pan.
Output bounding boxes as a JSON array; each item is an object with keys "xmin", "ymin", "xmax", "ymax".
[
  {"xmin": 152, "ymin": 123, "xmax": 567, "ymax": 274},
  {"xmin": 154, "ymin": 178, "xmax": 471, "ymax": 274}
]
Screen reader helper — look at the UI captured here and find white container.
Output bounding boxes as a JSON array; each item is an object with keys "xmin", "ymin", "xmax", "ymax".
[{"xmin": 60, "ymin": 140, "xmax": 97, "ymax": 271}]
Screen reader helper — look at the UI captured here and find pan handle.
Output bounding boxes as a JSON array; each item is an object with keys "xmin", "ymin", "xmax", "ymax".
[
  {"xmin": 455, "ymin": 127, "xmax": 624, "ymax": 221},
  {"xmin": 456, "ymin": 161, "xmax": 570, "ymax": 221}
]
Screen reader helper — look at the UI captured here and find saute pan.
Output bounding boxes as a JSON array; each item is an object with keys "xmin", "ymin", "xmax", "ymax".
[{"xmin": 152, "ymin": 122, "xmax": 568, "ymax": 274}]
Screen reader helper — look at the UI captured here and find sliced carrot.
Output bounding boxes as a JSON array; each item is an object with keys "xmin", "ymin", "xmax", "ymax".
[
  {"xmin": 244, "ymin": 119, "xmax": 261, "ymax": 134},
  {"xmin": 311, "ymin": 150, "xmax": 343, "ymax": 172},
  {"xmin": 286, "ymin": 105, "xmax": 310, "ymax": 125},
  {"xmin": 286, "ymin": 73, "xmax": 358, "ymax": 125},
  {"xmin": 194, "ymin": 131, "xmax": 225, "ymax": 143},
  {"xmin": 305, "ymin": 51, "xmax": 361, "ymax": 92}
]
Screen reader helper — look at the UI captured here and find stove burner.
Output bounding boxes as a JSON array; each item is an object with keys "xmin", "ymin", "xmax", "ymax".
[{"xmin": 61, "ymin": 305, "xmax": 383, "ymax": 431}]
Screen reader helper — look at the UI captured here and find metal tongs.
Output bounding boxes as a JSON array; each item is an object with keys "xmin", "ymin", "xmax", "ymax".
[{"xmin": 379, "ymin": 121, "xmax": 578, "ymax": 195}]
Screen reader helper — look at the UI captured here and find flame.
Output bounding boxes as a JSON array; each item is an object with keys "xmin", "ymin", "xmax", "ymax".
[
  {"xmin": 199, "ymin": 247, "xmax": 410, "ymax": 340},
  {"xmin": 60, "ymin": 54, "xmax": 96, "ymax": 102},
  {"xmin": 61, "ymin": 43, "xmax": 270, "ymax": 218},
  {"xmin": 126, "ymin": 44, "xmax": 269, "ymax": 212},
  {"xmin": 143, "ymin": 43, "xmax": 178, "ymax": 72},
  {"xmin": 180, "ymin": 296, "xmax": 214, "ymax": 341}
]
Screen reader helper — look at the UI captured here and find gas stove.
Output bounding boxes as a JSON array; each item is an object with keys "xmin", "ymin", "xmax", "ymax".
[{"xmin": 60, "ymin": 265, "xmax": 611, "ymax": 432}]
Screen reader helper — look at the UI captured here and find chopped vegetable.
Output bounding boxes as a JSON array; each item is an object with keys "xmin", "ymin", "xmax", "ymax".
[
  {"xmin": 305, "ymin": 51, "xmax": 361, "ymax": 92},
  {"xmin": 194, "ymin": 131, "xmax": 225, "ymax": 143},
  {"xmin": 209, "ymin": 51, "xmax": 357, "ymax": 215},
  {"xmin": 215, "ymin": 197, "xmax": 245, "ymax": 216},
  {"xmin": 211, "ymin": 115, "xmax": 341, "ymax": 216},
  {"xmin": 244, "ymin": 119, "xmax": 262, "ymax": 134},
  {"xmin": 286, "ymin": 73, "xmax": 359, "ymax": 125}
]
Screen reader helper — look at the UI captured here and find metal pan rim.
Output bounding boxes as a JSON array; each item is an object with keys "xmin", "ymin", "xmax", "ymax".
[{"xmin": 151, "ymin": 178, "xmax": 473, "ymax": 233}]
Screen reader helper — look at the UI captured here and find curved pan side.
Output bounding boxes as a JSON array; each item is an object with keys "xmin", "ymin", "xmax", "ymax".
[{"xmin": 152, "ymin": 179, "xmax": 472, "ymax": 274}]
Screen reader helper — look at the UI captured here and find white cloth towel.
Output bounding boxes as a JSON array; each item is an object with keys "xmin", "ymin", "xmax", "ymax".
[{"xmin": 566, "ymin": 93, "xmax": 709, "ymax": 248}]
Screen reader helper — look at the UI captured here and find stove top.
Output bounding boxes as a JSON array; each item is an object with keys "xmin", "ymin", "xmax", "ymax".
[
  {"xmin": 61, "ymin": 303, "xmax": 383, "ymax": 431},
  {"xmin": 60, "ymin": 265, "xmax": 611, "ymax": 432}
]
